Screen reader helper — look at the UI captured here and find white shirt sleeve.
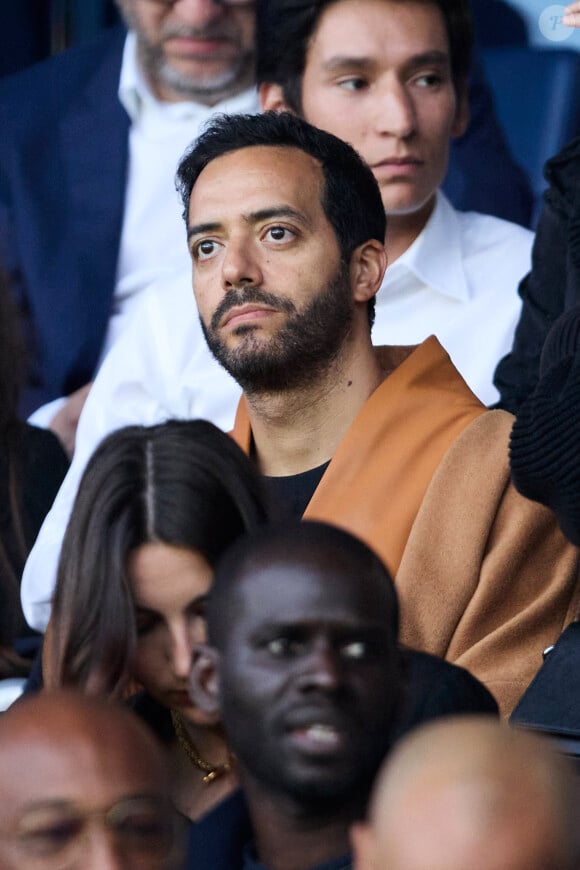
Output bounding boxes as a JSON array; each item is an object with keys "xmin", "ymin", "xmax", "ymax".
[{"xmin": 21, "ymin": 272, "xmax": 241, "ymax": 631}]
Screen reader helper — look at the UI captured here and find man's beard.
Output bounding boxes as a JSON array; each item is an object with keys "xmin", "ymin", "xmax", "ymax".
[
  {"xmin": 201, "ymin": 266, "xmax": 355, "ymax": 395},
  {"xmin": 119, "ymin": 4, "xmax": 254, "ymax": 102}
]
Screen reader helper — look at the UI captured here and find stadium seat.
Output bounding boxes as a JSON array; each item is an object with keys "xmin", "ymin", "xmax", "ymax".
[{"xmin": 481, "ymin": 46, "xmax": 580, "ymax": 226}]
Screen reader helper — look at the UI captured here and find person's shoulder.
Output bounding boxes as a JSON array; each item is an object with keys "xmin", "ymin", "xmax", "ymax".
[
  {"xmin": 396, "ymin": 647, "xmax": 499, "ymax": 735},
  {"xmin": 0, "ymin": 24, "xmax": 126, "ymax": 128}
]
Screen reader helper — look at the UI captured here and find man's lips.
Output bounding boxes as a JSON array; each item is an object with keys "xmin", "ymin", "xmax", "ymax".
[
  {"xmin": 288, "ymin": 722, "xmax": 346, "ymax": 755},
  {"xmin": 164, "ymin": 36, "xmax": 235, "ymax": 56},
  {"xmin": 372, "ymin": 156, "xmax": 423, "ymax": 167},
  {"xmin": 221, "ymin": 305, "xmax": 279, "ymax": 329},
  {"xmin": 371, "ymin": 156, "xmax": 423, "ymax": 176},
  {"xmin": 281, "ymin": 706, "xmax": 353, "ymax": 755}
]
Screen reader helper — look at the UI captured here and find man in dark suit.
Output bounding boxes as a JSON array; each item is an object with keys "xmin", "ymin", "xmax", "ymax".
[{"xmin": 0, "ymin": 0, "xmax": 257, "ymax": 437}]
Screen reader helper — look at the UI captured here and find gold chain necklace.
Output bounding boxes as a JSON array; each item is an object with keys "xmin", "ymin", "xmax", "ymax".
[{"xmin": 171, "ymin": 711, "xmax": 234, "ymax": 785}]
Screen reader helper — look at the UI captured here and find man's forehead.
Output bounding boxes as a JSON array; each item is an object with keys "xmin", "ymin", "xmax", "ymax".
[
  {"xmin": 189, "ymin": 145, "xmax": 324, "ymax": 215},
  {"xmin": 232, "ymin": 558, "xmax": 391, "ymax": 622},
  {"xmin": 306, "ymin": 0, "xmax": 450, "ymax": 62}
]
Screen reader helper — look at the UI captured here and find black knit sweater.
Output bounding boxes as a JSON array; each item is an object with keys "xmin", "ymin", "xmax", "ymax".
[
  {"xmin": 510, "ymin": 304, "xmax": 580, "ymax": 546},
  {"xmin": 495, "ymin": 135, "xmax": 580, "ymax": 414}
]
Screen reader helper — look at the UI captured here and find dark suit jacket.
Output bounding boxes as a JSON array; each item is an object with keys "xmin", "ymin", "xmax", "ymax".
[
  {"xmin": 0, "ymin": 24, "xmax": 129, "ymax": 415},
  {"xmin": 0, "ymin": 22, "xmax": 532, "ymax": 416}
]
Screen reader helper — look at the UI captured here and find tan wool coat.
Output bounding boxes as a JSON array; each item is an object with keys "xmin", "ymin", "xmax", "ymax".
[{"xmin": 231, "ymin": 337, "xmax": 580, "ymax": 716}]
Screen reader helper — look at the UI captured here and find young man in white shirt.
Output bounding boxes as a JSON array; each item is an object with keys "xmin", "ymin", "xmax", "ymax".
[{"xmin": 258, "ymin": 0, "xmax": 533, "ymax": 404}]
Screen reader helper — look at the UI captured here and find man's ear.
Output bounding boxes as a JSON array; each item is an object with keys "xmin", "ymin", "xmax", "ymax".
[
  {"xmin": 350, "ymin": 821, "xmax": 376, "ymax": 870},
  {"xmin": 451, "ymin": 82, "xmax": 469, "ymax": 138},
  {"xmin": 188, "ymin": 643, "xmax": 222, "ymax": 725},
  {"xmin": 350, "ymin": 239, "xmax": 387, "ymax": 307},
  {"xmin": 259, "ymin": 82, "xmax": 292, "ymax": 113}
]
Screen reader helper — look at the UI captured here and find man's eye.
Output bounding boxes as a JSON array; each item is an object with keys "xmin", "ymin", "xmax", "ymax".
[
  {"xmin": 341, "ymin": 640, "xmax": 367, "ymax": 660},
  {"xmin": 267, "ymin": 637, "xmax": 290, "ymax": 656},
  {"xmin": 414, "ymin": 73, "xmax": 442, "ymax": 88},
  {"xmin": 266, "ymin": 637, "xmax": 304, "ymax": 657},
  {"xmin": 114, "ymin": 812, "xmax": 170, "ymax": 843},
  {"xmin": 265, "ymin": 226, "xmax": 293, "ymax": 242},
  {"xmin": 20, "ymin": 819, "xmax": 83, "ymax": 855},
  {"xmin": 194, "ymin": 239, "xmax": 219, "ymax": 260},
  {"xmin": 337, "ymin": 77, "xmax": 367, "ymax": 91}
]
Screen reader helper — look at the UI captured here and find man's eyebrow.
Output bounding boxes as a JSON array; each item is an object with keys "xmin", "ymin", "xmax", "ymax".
[
  {"xmin": 249, "ymin": 207, "xmax": 311, "ymax": 228},
  {"xmin": 20, "ymin": 800, "xmax": 73, "ymax": 813},
  {"xmin": 403, "ymin": 50, "xmax": 451, "ymax": 72},
  {"xmin": 187, "ymin": 221, "xmax": 221, "ymax": 241},
  {"xmin": 322, "ymin": 50, "xmax": 450, "ymax": 74},
  {"xmin": 187, "ymin": 206, "xmax": 312, "ymax": 240},
  {"xmin": 322, "ymin": 55, "xmax": 375, "ymax": 73}
]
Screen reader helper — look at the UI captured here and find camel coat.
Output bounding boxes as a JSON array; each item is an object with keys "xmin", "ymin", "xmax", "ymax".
[{"xmin": 231, "ymin": 338, "xmax": 580, "ymax": 715}]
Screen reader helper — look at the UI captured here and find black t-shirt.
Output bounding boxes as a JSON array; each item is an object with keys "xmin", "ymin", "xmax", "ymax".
[{"xmin": 262, "ymin": 461, "xmax": 330, "ymax": 521}]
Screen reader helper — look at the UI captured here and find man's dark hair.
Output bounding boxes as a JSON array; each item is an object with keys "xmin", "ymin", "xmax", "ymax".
[
  {"xmin": 207, "ymin": 519, "xmax": 400, "ymax": 650},
  {"xmin": 176, "ymin": 111, "xmax": 386, "ymax": 327},
  {"xmin": 256, "ymin": 0, "xmax": 473, "ymax": 112}
]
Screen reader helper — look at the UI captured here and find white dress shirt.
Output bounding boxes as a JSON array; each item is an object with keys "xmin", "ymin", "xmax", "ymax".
[
  {"xmin": 373, "ymin": 191, "xmax": 532, "ymax": 406},
  {"xmin": 21, "ymin": 194, "xmax": 533, "ymax": 631}
]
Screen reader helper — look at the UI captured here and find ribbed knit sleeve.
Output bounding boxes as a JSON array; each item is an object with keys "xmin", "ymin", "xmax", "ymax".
[{"xmin": 510, "ymin": 304, "xmax": 580, "ymax": 546}]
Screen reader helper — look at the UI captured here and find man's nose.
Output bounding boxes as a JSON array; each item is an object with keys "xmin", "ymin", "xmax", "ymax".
[
  {"xmin": 84, "ymin": 827, "xmax": 125, "ymax": 870},
  {"xmin": 172, "ymin": 0, "xmax": 228, "ymax": 27},
  {"xmin": 375, "ymin": 80, "xmax": 416, "ymax": 138},
  {"xmin": 221, "ymin": 239, "xmax": 262, "ymax": 289},
  {"xmin": 296, "ymin": 640, "xmax": 341, "ymax": 692}
]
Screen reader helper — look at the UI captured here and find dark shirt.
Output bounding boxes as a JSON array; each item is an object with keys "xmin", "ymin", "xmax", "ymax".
[{"xmin": 262, "ymin": 462, "xmax": 329, "ymax": 521}]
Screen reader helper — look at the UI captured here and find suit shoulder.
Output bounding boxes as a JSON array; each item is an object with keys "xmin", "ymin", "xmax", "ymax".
[{"xmin": 0, "ymin": 25, "xmax": 126, "ymax": 129}]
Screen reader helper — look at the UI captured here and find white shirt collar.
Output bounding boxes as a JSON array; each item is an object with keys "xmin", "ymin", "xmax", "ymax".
[
  {"xmin": 118, "ymin": 31, "xmax": 259, "ymax": 122},
  {"xmin": 381, "ymin": 190, "xmax": 471, "ymax": 304}
]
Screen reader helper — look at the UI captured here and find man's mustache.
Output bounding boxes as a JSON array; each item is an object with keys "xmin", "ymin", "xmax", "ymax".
[
  {"xmin": 161, "ymin": 21, "xmax": 241, "ymax": 42},
  {"xmin": 210, "ymin": 288, "xmax": 296, "ymax": 331}
]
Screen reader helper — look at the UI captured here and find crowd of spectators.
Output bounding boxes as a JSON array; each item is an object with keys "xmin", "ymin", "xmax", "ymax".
[{"xmin": 2, "ymin": 1, "xmax": 580, "ymax": 868}]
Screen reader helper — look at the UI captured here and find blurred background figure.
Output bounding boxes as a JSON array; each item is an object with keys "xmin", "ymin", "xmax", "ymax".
[
  {"xmin": 0, "ymin": 266, "xmax": 68, "ymax": 684},
  {"xmin": 0, "ymin": 690, "xmax": 182, "ymax": 869},
  {"xmin": 0, "ymin": 0, "xmax": 258, "ymax": 442},
  {"xmin": 352, "ymin": 716, "xmax": 579, "ymax": 870},
  {"xmin": 47, "ymin": 418, "xmax": 267, "ymax": 822}
]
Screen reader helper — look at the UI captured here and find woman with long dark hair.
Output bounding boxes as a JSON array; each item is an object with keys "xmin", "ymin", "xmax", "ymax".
[{"xmin": 47, "ymin": 418, "xmax": 267, "ymax": 821}]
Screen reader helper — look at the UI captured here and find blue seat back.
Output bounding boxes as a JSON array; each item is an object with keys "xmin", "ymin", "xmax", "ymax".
[{"xmin": 481, "ymin": 46, "xmax": 580, "ymax": 225}]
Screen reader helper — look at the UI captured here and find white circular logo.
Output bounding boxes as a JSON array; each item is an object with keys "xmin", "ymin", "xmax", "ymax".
[{"xmin": 539, "ymin": 5, "xmax": 574, "ymax": 41}]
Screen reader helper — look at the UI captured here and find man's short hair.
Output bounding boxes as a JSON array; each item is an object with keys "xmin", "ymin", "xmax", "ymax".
[
  {"xmin": 176, "ymin": 110, "xmax": 386, "ymax": 265},
  {"xmin": 256, "ymin": 0, "xmax": 473, "ymax": 112},
  {"xmin": 206, "ymin": 520, "xmax": 400, "ymax": 650}
]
